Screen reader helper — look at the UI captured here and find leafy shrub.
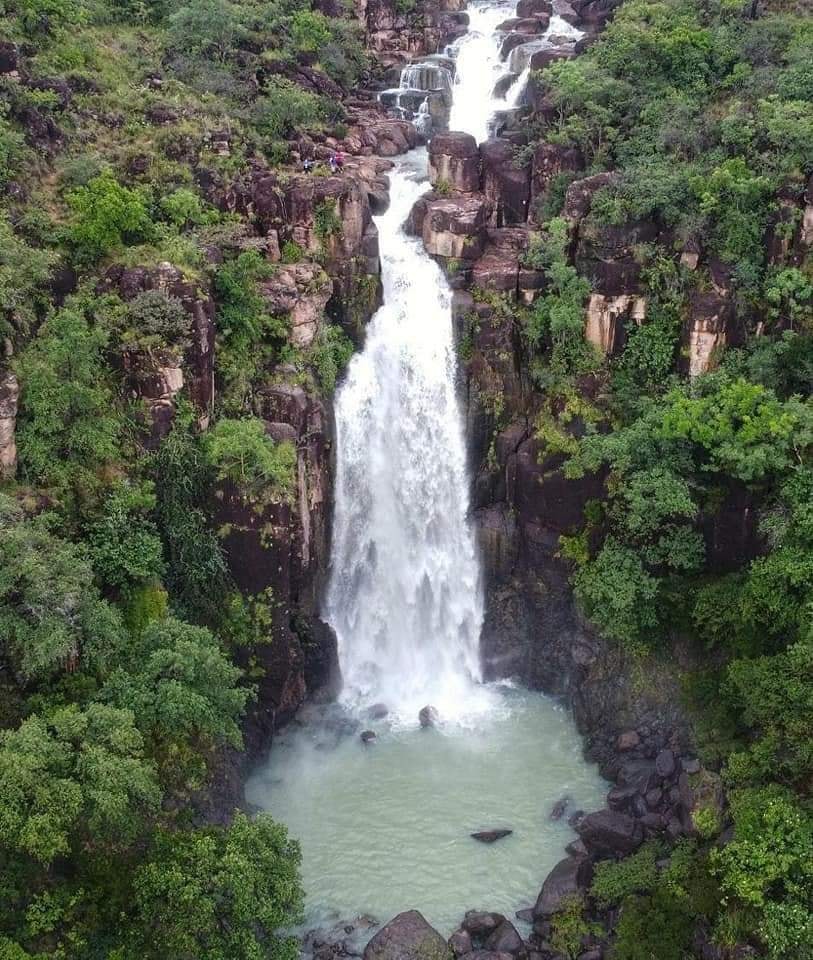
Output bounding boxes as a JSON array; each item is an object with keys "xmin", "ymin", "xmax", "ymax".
[
  {"xmin": 67, "ymin": 170, "xmax": 153, "ymax": 262},
  {"xmin": 591, "ymin": 841, "xmax": 664, "ymax": 906},
  {"xmin": 17, "ymin": 0, "xmax": 85, "ymax": 35},
  {"xmin": 214, "ymin": 250, "xmax": 288, "ymax": 411},
  {"xmin": 206, "ymin": 417, "xmax": 296, "ymax": 499},
  {"xmin": 14, "ymin": 304, "xmax": 122, "ymax": 498},
  {"xmin": 254, "ymin": 78, "xmax": 327, "ymax": 140},
  {"xmin": 311, "ymin": 323, "xmax": 355, "ymax": 394},
  {"xmin": 121, "ymin": 290, "xmax": 192, "ymax": 355}
]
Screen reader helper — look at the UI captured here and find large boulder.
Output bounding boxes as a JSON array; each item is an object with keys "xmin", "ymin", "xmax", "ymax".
[
  {"xmin": 576, "ymin": 809, "xmax": 644, "ymax": 858},
  {"xmin": 534, "ymin": 857, "xmax": 593, "ymax": 917},
  {"xmin": 428, "ymin": 132, "xmax": 480, "ymax": 192},
  {"xmin": 0, "ymin": 41, "xmax": 18, "ymax": 74},
  {"xmin": 484, "ymin": 920, "xmax": 525, "ymax": 956},
  {"xmin": 479, "ymin": 139, "xmax": 530, "ymax": 226},
  {"xmin": 363, "ymin": 911, "xmax": 451, "ymax": 960},
  {"xmin": 422, "ymin": 195, "xmax": 491, "ymax": 259}
]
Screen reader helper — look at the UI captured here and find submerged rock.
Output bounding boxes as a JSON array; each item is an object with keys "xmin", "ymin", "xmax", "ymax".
[
  {"xmin": 368, "ymin": 703, "xmax": 389, "ymax": 720},
  {"xmin": 419, "ymin": 705, "xmax": 439, "ymax": 728},
  {"xmin": 363, "ymin": 910, "xmax": 450, "ymax": 960},
  {"xmin": 470, "ymin": 829, "xmax": 513, "ymax": 843},
  {"xmin": 549, "ymin": 797, "xmax": 570, "ymax": 820}
]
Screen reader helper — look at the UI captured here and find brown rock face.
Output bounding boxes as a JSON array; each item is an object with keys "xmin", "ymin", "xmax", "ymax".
[
  {"xmin": 216, "ymin": 382, "xmax": 337, "ymax": 732},
  {"xmin": 576, "ymin": 218, "xmax": 659, "ymax": 295},
  {"xmin": 480, "ymin": 139, "xmax": 531, "ymax": 226},
  {"xmin": 250, "ymin": 171, "xmax": 383, "ymax": 338},
  {"xmin": 530, "ymin": 142, "xmax": 584, "ymax": 222},
  {"xmin": 470, "ymin": 228, "xmax": 544, "ymax": 304},
  {"xmin": 421, "ymin": 195, "xmax": 492, "ymax": 260},
  {"xmin": 428, "ymin": 131, "xmax": 481, "ymax": 192},
  {"xmin": 682, "ymin": 291, "xmax": 736, "ymax": 378},
  {"xmin": 259, "ymin": 262, "xmax": 332, "ymax": 349},
  {"xmin": 363, "ymin": 0, "xmax": 467, "ymax": 68},
  {"xmin": 0, "ymin": 370, "xmax": 20, "ymax": 479},
  {"xmin": 584, "ymin": 293, "xmax": 647, "ymax": 356}
]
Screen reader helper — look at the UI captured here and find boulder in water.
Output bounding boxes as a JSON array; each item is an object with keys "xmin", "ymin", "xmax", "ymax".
[
  {"xmin": 449, "ymin": 929, "xmax": 473, "ymax": 956},
  {"xmin": 363, "ymin": 911, "xmax": 451, "ymax": 960},
  {"xmin": 462, "ymin": 912, "xmax": 506, "ymax": 937},
  {"xmin": 419, "ymin": 705, "xmax": 439, "ymax": 728},
  {"xmin": 549, "ymin": 797, "xmax": 570, "ymax": 820},
  {"xmin": 485, "ymin": 919, "xmax": 525, "ymax": 956},
  {"xmin": 470, "ymin": 828, "xmax": 513, "ymax": 843},
  {"xmin": 360, "ymin": 730, "xmax": 377, "ymax": 744},
  {"xmin": 534, "ymin": 856, "xmax": 593, "ymax": 918},
  {"xmin": 368, "ymin": 703, "xmax": 389, "ymax": 720}
]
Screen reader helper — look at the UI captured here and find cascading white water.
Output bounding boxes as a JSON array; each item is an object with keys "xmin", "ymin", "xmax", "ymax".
[
  {"xmin": 325, "ymin": 152, "xmax": 488, "ymax": 722},
  {"xmin": 447, "ymin": 0, "xmax": 518, "ymax": 142}
]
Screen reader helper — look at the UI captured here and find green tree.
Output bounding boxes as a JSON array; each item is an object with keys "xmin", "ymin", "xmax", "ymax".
[
  {"xmin": 100, "ymin": 616, "xmax": 250, "ymax": 769},
  {"xmin": 711, "ymin": 786, "xmax": 813, "ymax": 959},
  {"xmin": 14, "ymin": 305, "xmax": 122, "ymax": 499},
  {"xmin": 168, "ymin": 0, "xmax": 244, "ymax": 60},
  {"xmin": 0, "ymin": 496, "xmax": 123, "ymax": 681},
  {"xmin": 0, "ymin": 703, "xmax": 160, "ymax": 864},
  {"xmin": 87, "ymin": 481, "xmax": 165, "ymax": 593},
  {"xmin": 0, "ymin": 215, "xmax": 57, "ymax": 343},
  {"xmin": 151, "ymin": 418, "xmax": 232, "ymax": 625},
  {"xmin": 129, "ymin": 812, "xmax": 303, "ymax": 960}
]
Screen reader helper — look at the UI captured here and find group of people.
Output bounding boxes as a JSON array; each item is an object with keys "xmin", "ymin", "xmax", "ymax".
[{"xmin": 302, "ymin": 151, "xmax": 345, "ymax": 175}]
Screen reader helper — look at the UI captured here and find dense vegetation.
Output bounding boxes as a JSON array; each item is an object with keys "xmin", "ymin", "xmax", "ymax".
[
  {"xmin": 520, "ymin": 0, "xmax": 812, "ymax": 955},
  {"xmin": 0, "ymin": 0, "xmax": 367, "ymax": 953}
]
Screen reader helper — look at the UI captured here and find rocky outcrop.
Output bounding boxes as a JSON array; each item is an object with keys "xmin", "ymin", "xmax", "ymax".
[
  {"xmin": 682, "ymin": 291, "xmax": 736, "ymax": 378},
  {"xmin": 530, "ymin": 142, "xmax": 584, "ymax": 223},
  {"xmin": 429, "ymin": 132, "xmax": 481, "ymax": 193},
  {"xmin": 248, "ymin": 170, "xmax": 383, "ymax": 339},
  {"xmin": 0, "ymin": 370, "xmax": 19, "ymax": 479},
  {"xmin": 102, "ymin": 262, "xmax": 215, "ymax": 445},
  {"xmin": 584, "ymin": 293, "xmax": 646, "ymax": 356},
  {"xmin": 421, "ymin": 195, "xmax": 492, "ymax": 260},
  {"xmin": 363, "ymin": 911, "xmax": 451, "ymax": 960},
  {"xmin": 259, "ymin": 262, "xmax": 333, "ymax": 349},
  {"xmin": 480, "ymin": 140, "xmax": 530, "ymax": 226},
  {"xmin": 217, "ymin": 381, "xmax": 339, "ymax": 741},
  {"xmin": 362, "ymin": 0, "xmax": 468, "ymax": 69}
]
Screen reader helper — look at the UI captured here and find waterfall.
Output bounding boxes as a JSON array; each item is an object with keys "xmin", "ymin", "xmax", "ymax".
[
  {"xmin": 327, "ymin": 2, "xmax": 528, "ymax": 724},
  {"xmin": 447, "ymin": 0, "xmax": 518, "ymax": 143},
  {"xmin": 325, "ymin": 153, "xmax": 487, "ymax": 723}
]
